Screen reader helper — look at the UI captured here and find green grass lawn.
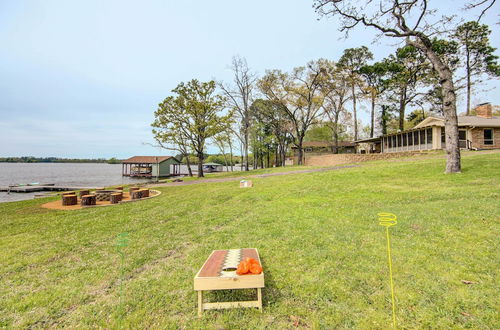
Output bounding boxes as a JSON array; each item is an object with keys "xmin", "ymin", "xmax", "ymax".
[{"xmin": 1, "ymin": 152, "xmax": 499, "ymax": 328}]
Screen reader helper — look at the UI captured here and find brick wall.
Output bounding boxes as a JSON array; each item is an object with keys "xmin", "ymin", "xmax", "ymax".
[
  {"xmin": 303, "ymin": 151, "xmax": 426, "ymax": 166},
  {"xmin": 470, "ymin": 128, "xmax": 500, "ymax": 149}
]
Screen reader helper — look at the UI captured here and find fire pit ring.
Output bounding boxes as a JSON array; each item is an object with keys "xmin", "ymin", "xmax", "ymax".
[{"xmin": 93, "ymin": 190, "xmax": 120, "ymax": 202}]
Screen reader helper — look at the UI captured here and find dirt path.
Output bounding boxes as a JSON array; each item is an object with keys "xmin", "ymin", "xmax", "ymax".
[{"xmin": 147, "ymin": 164, "xmax": 359, "ymax": 188}]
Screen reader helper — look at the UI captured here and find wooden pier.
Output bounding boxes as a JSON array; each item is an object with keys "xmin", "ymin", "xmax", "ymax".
[{"xmin": 0, "ymin": 185, "xmax": 98, "ymax": 193}]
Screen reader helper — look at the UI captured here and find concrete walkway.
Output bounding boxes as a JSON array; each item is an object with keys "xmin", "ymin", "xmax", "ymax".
[{"xmin": 147, "ymin": 165, "xmax": 359, "ymax": 188}]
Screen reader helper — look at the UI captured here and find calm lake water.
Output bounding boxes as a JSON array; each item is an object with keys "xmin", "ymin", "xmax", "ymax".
[{"xmin": 0, "ymin": 163, "xmax": 152, "ymax": 203}]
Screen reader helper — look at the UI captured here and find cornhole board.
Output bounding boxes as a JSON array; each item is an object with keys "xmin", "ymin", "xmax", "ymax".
[
  {"xmin": 194, "ymin": 248, "xmax": 264, "ymax": 316},
  {"xmin": 239, "ymin": 180, "xmax": 253, "ymax": 188}
]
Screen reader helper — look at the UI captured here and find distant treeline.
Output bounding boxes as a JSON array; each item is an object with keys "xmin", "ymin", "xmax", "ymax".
[{"xmin": 0, "ymin": 157, "xmax": 122, "ymax": 164}]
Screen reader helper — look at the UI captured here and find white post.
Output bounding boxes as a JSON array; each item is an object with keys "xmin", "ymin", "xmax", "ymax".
[{"xmin": 156, "ymin": 157, "xmax": 159, "ymax": 182}]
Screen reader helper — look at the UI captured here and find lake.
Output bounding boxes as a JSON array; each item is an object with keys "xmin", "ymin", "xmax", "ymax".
[
  {"xmin": 0, "ymin": 163, "xmax": 152, "ymax": 203},
  {"xmin": 0, "ymin": 162, "xmax": 250, "ymax": 203}
]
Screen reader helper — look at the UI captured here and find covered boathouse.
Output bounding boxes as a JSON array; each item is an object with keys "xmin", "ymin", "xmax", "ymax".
[{"xmin": 122, "ymin": 156, "xmax": 181, "ymax": 178}]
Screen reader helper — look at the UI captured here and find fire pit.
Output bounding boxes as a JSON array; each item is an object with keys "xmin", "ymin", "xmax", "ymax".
[{"xmin": 93, "ymin": 190, "xmax": 120, "ymax": 202}]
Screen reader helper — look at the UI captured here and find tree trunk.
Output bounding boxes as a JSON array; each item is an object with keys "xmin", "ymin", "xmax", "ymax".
[
  {"xmin": 197, "ymin": 151, "xmax": 204, "ymax": 177},
  {"xmin": 415, "ymin": 38, "xmax": 461, "ymax": 173},
  {"xmin": 381, "ymin": 105, "xmax": 388, "ymax": 135},
  {"xmin": 185, "ymin": 154, "xmax": 193, "ymax": 177},
  {"xmin": 244, "ymin": 126, "xmax": 249, "ymax": 171},
  {"xmin": 297, "ymin": 136, "xmax": 304, "ymax": 165},
  {"xmin": 222, "ymin": 153, "xmax": 229, "ymax": 172},
  {"xmin": 370, "ymin": 90, "xmax": 375, "ymax": 138},
  {"xmin": 466, "ymin": 47, "xmax": 471, "ymax": 115},
  {"xmin": 399, "ymin": 87, "xmax": 407, "ymax": 131},
  {"xmin": 334, "ymin": 111, "xmax": 340, "ymax": 154},
  {"xmin": 228, "ymin": 139, "xmax": 234, "ymax": 171},
  {"xmin": 352, "ymin": 84, "xmax": 358, "ymax": 140},
  {"xmin": 282, "ymin": 144, "xmax": 287, "ymax": 167}
]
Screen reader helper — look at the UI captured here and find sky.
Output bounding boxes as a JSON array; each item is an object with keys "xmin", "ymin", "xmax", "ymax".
[{"xmin": 0, "ymin": 0, "xmax": 498, "ymax": 159}]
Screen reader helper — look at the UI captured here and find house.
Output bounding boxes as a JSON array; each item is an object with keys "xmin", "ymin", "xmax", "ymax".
[
  {"xmin": 122, "ymin": 156, "xmax": 181, "ymax": 177},
  {"xmin": 292, "ymin": 141, "xmax": 356, "ymax": 157},
  {"xmin": 355, "ymin": 103, "xmax": 500, "ymax": 153}
]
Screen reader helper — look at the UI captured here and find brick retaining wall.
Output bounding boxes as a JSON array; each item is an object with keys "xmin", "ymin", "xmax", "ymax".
[{"xmin": 303, "ymin": 152, "xmax": 426, "ymax": 166}]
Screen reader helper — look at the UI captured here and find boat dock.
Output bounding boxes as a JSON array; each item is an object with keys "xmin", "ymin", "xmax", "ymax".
[{"xmin": 0, "ymin": 185, "xmax": 98, "ymax": 193}]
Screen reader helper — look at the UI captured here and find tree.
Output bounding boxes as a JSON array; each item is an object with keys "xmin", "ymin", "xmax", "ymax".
[
  {"xmin": 305, "ymin": 123, "xmax": 334, "ymax": 142},
  {"xmin": 220, "ymin": 56, "xmax": 256, "ymax": 171},
  {"xmin": 152, "ymin": 79, "xmax": 229, "ymax": 178},
  {"xmin": 406, "ymin": 109, "xmax": 429, "ymax": 127},
  {"xmin": 152, "ymin": 111, "xmax": 194, "ymax": 177},
  {"xmin": 453, "ymin": 21, "xmax": 499, "ymax": 114},
  {"xmin": 314, "ymin": 0, "xmax": 496, "ymax": 173},
  {"xmin": 338, "ymin": 46, "xmax": 373, "ymax": 140},
  {"xmin": 250, "ymin": 99, "xmax": 292, "ymax": 167},
  {"xmin": 383, "ymin": 46, "xmax": 431, "ymax": 131},
  {"xmin": 319, "ymin": 60, "xmax": 353, "ymax": 151},
  {"xmin": 213, "ymin": 134, "xmax": 230, "ymax": 171},
  {"xmin": 359, "ymin": 61, "xmax": 389, "ymax": 137},
  {"xmin": 258, "ymin": 61, "xmax": 325, "ymax": 165},
  {"xmin": 212, "ymin": 116, "xmax": 236, "ymax": 171},
  {"xmin": 379, "ymin": 104, "xmax": 396, "ymax": 135}
]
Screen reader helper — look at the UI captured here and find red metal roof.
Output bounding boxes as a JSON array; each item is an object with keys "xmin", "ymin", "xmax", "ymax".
[{"xmin": 122, "ymin": 156, "xmax": 178, "ymax": 164}]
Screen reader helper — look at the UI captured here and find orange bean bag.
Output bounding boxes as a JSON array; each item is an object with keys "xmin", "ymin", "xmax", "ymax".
[{"xmin": 236, "ymin": 257, "xmax": 262, "ymax": 275}]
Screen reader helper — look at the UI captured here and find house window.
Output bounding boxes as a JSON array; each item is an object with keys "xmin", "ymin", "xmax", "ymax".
[
  {"xmin": 402, "ymin": 133, "xmax": 407, "ymax": 147},
  {"xmin": 408, "ymin": 132, "xmax": 413, "ymax": 146},
  {"xmin": 459, "ymin": 130, "xmax": 466, "ymax": 140},
  {"xmin": 427, "ymin": 128, "xmax": 433, "ymax": 144},
  {"xmin": 484, "ymin": 129, "xmax": 494, "ymax": 145},
  {"xmin": 414, "ymin": 131, "xmax": 419, "ymax": 145},
  {"xmin": 441, "ymin": 128, "xmax": 446, "ymax": 144},
  {"xmin": 397, "ymin": 134, "xmax": 402, "ymax": 147}
]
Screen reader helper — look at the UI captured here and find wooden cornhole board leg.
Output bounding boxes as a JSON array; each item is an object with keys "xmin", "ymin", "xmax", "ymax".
[{"xmin": 197, "ymin": 288, "xmax": 262, "ymax": 317}]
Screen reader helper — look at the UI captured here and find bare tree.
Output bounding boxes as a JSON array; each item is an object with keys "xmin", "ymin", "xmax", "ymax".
[
  {"xmin": 320, "ymin": 60, "xmax": 353, "ymax": 152},
  {"xmin": 315, "ymin": 0, "xmax": 496, "ymax": 173},
  {"xmin": 259, "ymin": 61, "xmax": 326, "ymax": 165},
  {"xmin": 250, "ymin": 99, "xmax": 293, "ymax": 166},
  {"xmin": 220, "ymin": 56, "xmax": 256, "ymax": 171}
]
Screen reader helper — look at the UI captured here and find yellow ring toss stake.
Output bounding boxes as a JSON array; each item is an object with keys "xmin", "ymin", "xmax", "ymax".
[{"xmin": 378, "ymin": 213, "xmax": 397, "ymax": 328}]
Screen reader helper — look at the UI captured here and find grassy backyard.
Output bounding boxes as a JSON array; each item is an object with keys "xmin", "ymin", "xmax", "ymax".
[{"xmin": 0, "ymin": 151, "xmax": 499, "ymax": 328}]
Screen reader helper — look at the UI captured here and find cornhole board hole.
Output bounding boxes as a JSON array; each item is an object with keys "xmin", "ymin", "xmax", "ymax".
[
  {"xmin": 239, "ymin": 180, "xmax": 253, "ymax": 188},
  {"xmin": 194, "ymin": 248, "xmax": 264, "ymax": 317}
]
